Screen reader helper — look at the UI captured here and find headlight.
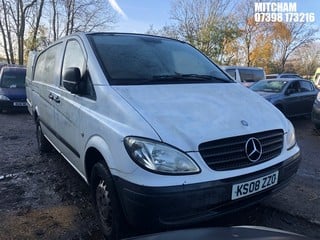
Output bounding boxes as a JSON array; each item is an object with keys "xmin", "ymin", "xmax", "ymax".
[
  {"xmin": 124, "ymin": 137, "xmax": 200, "ymax": 175},
  {"xmin": 286, "ymin": 120, "xmax": 296, "ymax": 150},
  {"xmin": 0, "ymin": 95, "xmax": 10, "ymax": 101}
]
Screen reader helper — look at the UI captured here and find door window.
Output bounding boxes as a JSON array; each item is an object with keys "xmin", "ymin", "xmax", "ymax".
[
  {"xmin": 287, "ymin": 81, "xmax": 301, "ymax": 94},
  {"xmin": 299, "ymin": 81, "xmax": 314, "ymax": 92},
  {"xmin": 62, "ymin": 40, "xmax": 95, "ymax": 99}
]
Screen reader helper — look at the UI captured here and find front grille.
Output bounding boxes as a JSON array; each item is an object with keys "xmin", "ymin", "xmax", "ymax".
[{"xmin": 198, "ymin": 130, "xmax": 284, "ymax": 171}]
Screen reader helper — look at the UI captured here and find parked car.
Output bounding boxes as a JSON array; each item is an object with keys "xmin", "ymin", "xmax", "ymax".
[
  {"xmin": 0, "ymin": 63, "xmax": 7, "ymax": 71},
  {"xmin": 26, "ymin": 32, "xmax": 300, "ymax": 239},
  {"xmin": 0, "ymin": 66, "xmax": 27, "ymax": 112},
  {"xmin": 311, "ymin": 92, "xmax": 320, "ymax": 129},
  {"xmin": 221, "ymin": 66, "xmax": 265, "ymax": 87},
  {"xmin": 250, "ymin": 78, "xmax": 318, "ymax": 118},
  {"xmin": 266, "ymin": 73, "xmax": 302, "ymax": 79}
]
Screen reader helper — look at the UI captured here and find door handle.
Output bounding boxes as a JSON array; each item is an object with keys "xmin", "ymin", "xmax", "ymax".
[
  {"xmin": 54, "ymin": 96, "xmax": 60, "ymax": 103},
  {"xmin": 48, "ymin": 93, "xmax": 54, "ymax": 100}
]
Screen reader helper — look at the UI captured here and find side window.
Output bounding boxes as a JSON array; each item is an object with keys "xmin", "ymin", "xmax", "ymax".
[
  {"xmin": 299, "ymin": 81, "xmax": 314, "ymax": 92},
  {"xmin": 34, "ymin": 52, "xmax": 46, "ymax": 83},
  {"xmin": 62, "ymin": 40, "xmax": 85, "ymax": 76},
  {"xmin": 287, "ymin": 81, "xmax": 301, "ymax": 94},
  {"xmin": 62, "ymin": 40, "xmax": 95, "ymax": 99},
  {"xmin": 34, "ymin": 43, "xmax": 62, "ymax": 85}
]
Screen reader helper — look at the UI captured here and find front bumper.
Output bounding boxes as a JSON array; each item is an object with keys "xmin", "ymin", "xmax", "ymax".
[
  {"xmin": 0, "ymin": 100, "xmax": 27, "ymax": 111},
  {"xmin": 114, "ymin": 152, "xmax": 301, "ymax": 229}
]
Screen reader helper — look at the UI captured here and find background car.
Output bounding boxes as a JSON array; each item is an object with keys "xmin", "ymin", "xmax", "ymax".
[
  {"xmin": 250, "ymin": 78, "xmax": 318, "ymax": 118},
  {"xmin": 266, "ymin": 73, "xmax": 302, "ymax": 79},
  {"xmin": 221, "ymin": 66, "xmax": 265, "ymax": 87},
  {"xmin": 0, "ymin": 66, "xmax": 27, "ymax": 112},
  {"xmin": 311, "ymin": 92, "xmax": 320, "ymax": 129}
]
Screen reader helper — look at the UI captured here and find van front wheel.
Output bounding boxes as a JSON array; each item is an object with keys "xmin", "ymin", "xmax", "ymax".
[{"xmin": 91, "ymin": 162, "xmax": 126, "ymax": 240}]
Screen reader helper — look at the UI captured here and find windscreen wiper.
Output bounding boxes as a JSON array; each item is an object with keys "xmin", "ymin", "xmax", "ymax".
[
  {"xmin": 177, "ymin": 74, "xmax": 231, "ymax": 83},
  {"xmin": 150, "ymin": 74, "xmax": 230, "ymax": 83}
]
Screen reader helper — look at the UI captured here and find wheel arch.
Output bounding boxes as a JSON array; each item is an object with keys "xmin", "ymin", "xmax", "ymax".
[
  {"xmin": 84, "ymin": 135, "xmax": 117, "ymax": 185},
  {"xmin": 85, "ymin": 147, "xmax": 107, "ymax": 185},
  {"xmin": 84, "ymin": 134, "xmax": 137, "ymax": 184}
]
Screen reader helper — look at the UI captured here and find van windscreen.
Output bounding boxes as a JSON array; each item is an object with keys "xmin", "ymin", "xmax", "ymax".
[{"xmin": 88, "ymin": 34, "xmax": 232, "ymax": 85}]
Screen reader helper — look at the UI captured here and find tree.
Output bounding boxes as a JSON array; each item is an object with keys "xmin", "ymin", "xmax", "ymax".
[
  {"xmin": 0, "ymin": 0, "xmax": 40, "ymax": 64},
  {"xmin": 168, "ymin": 0, "xmax": 240, "ymax": 62},
  {"xmin": 235, "ymin": 0, "xmax": 275, "ymax": 68},
  {"xmin": 288, "ymin": 42, "xmax": 320, "ymax": 78},
  {"xmin": 50, "ymin": 0, "xmax": 117, "ymax": 39},
  {"xmin": 250, "ymin": 34, "xmax": 274, "ymax": 71},
  {"xmin": 236, "ymin": 0, "xmax": 259, "ymax": 66},
  {"xmin": 0, "ymin": 0, "xmax": 118, "ymax": 65},
  {"xmin": 0, "ymin": 0, "xmax": 15, "ymax": 63},
  {"xmin": 272, "ymin": 22, "xmax": 318, "ymax": 72},
  {"xmin": 14, "ymin": 0, "xmax": 38, "ymax": 65},
  {"xmin": 30, "ymin": 0, "xmax": 45, "ymax": 50},
  {"xmin": 146, "ymin": 24, "xmax": 180, "ymax": 39}
]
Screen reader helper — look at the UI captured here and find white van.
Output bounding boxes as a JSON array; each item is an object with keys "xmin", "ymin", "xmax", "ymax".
[
  {"xmin": 221, "ymin": 66, "xmax": 266, "ymax": 87},
  {"xmin": 26, "ymin": 33, "xmax": 300, "ymax": 239}
]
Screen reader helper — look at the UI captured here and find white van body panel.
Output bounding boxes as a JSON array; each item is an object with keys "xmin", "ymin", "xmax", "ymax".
[
  {"xmin": 108, "ymin": 84, "xmax": 300, "ymax": 187},
  {"xmin": 113, "ymin": 84, "xmax": 287, "ymax": 151}
]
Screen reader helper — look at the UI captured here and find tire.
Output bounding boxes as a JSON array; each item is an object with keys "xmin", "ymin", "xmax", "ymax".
[
  {"xmin": 36, "ymin": 120, "xmax": 52, "ymax": 153},
  {"xmin": 90, "ymin": 162, "xmax": 127, "ymax": 240}
]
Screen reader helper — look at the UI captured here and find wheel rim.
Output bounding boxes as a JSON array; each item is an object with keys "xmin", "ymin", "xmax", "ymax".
[{"xmin": 96, "ymin": 179, "xmax": 112, "ymax": 234}]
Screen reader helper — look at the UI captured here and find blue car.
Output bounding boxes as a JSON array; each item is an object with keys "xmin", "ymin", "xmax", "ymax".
[
  {"xmin": 0, "ymin": 66, "xmax": 27, "ymax": 112},
  {"xmin": 250, "ymin": 78, "xmax": 318, "ymax": 118}
]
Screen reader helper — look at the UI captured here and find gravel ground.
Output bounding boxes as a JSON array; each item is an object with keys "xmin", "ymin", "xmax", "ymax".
[{"xmin": 0, "ymin": 111, "xmax": 319, "ymax": 239}]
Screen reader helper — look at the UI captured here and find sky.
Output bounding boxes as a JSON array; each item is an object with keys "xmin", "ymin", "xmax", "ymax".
[
  {"xmin": 107, "ymin": 0, "xmax": 320, "ymax": 34},
  {"xmin": 109, "ymin": 0, "xmax": 172, "ymax": 33}
]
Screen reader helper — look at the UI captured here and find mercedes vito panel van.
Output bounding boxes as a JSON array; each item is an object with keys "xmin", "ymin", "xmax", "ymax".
[{"xmin": 26, "ymin": 32, "xmax": 300, "ymax": 239}]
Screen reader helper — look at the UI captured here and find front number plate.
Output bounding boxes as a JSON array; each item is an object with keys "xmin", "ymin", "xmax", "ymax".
[
  {"xmin": 13, "ymin": 102, "xmax": 27, "ymax": 107},
  {"xmin": 231, "ymin": 171, "xmax": 279, "ymax": 200}
]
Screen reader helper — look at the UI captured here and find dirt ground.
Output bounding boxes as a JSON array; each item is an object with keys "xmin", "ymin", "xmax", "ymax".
[{"xmin": 0, "ymin": 112, "xmax": 319, "ymax": 239}]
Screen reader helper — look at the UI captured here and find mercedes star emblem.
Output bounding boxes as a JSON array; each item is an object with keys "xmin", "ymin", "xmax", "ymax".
[{"xmin": 245, "ymin": 137, "xmax": 262, "ymax": 162}]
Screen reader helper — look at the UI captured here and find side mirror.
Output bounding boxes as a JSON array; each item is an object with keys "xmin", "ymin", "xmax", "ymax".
[{"xmin": 62, "ymin": 67, "xmax": 81, "ymax": 94}]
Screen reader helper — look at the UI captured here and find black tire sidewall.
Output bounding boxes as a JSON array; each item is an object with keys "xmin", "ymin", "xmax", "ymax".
[
  {"xmin": 90, "ymin": 162, "xmax": 124, "ymax": 240},
  {"xmin": 36, "ymin": 120, "xmax": 51, "ymax": 153}
]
